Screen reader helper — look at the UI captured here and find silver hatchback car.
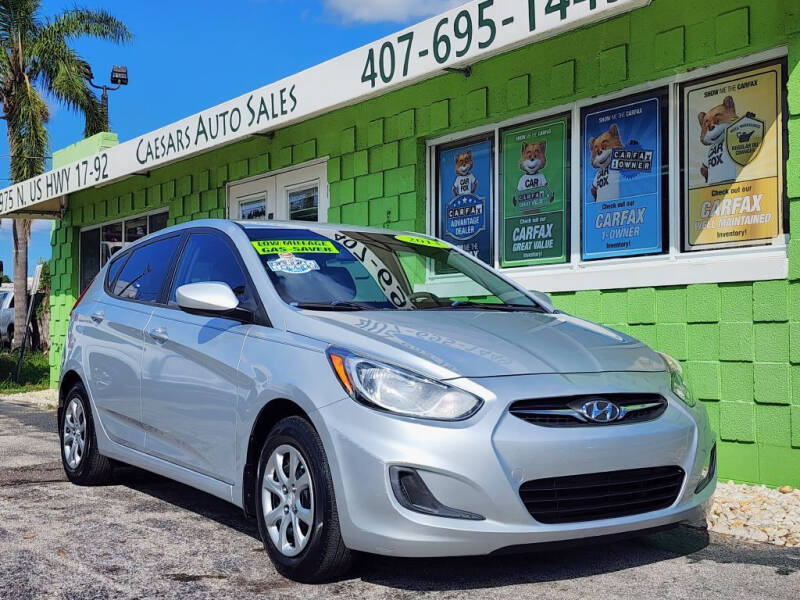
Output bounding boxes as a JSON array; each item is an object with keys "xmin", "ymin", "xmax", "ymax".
[{"xmin": 60, "ymin": 219, "xmax": 716, "ymax": 582}]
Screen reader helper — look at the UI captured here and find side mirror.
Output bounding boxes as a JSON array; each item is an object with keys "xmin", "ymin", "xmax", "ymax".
[
  {"xmin": 176, "ymin": 282, "xmax": 239, "ymax": 314},
  {"xmin": 529, "ymin": 290, "xmax": 554, "ymax": 310}
]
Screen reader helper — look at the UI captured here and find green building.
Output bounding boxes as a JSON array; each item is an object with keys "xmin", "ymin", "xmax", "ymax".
[{"xmin": 1, "ymin": 0, "xmax": 798, "ymax": 487}]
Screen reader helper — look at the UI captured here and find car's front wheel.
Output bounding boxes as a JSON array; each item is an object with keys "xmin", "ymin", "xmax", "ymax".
[
  {"xmin": 59, "ymin": 382, "xmax": 114, "ymax": 485},
  {"xmin": 255, "ymin": 416, "xmax": 352, "ymax": 582}
]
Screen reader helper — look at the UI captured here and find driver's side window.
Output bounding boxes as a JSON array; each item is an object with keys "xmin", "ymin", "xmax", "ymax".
[{"xmin": 169, "ymin": 232, "xmax": 256, "ymax": 312}]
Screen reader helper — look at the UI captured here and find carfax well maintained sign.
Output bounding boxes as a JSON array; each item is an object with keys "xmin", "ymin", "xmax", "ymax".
[
  {"xmin": 0, "ymin": 0, "xmax": 650, "ymax": 217},
  {"xmin": 501, "ymin": 115, "xmax": 569, "ymax": 267},
  {"xmin": 438, "ymin": 139, "xmax": 493, "ymax": 264},
  {"xmin": 582, "ymin": 94, "xmax": 663, "ymax": 260},
  {"xmin": 683, "ymin": 62, "xmax": 783, "ymax": 250}
]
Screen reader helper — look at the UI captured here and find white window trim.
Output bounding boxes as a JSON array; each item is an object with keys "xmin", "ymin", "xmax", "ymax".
[
  {"xmin": 426, "ymin": 46, "xmax": 789, "ymax": 293},
  {"xmin": 77, "ymin": 207, "xmax": 170, "ymax": 236},
  {"xmin": 225, "ymin": 157, "xmax": 329, "ymax": 223}
]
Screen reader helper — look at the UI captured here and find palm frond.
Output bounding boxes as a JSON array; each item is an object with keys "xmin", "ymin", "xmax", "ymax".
[
  {"xmin": 35, "ymin": 7, "xmax": 132, "ymax": 46},
  {"xmin": 7, "ymin": 80, "xmax": 48, "ymax": 181}
]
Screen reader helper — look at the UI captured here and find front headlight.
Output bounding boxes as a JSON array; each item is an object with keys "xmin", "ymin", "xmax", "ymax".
[
  {"xmin": 657, "ymin": 351, "xmax": 695, "ymax": 407},
  {"xmin": 327, "ymin": 348, "xmax": 483, "ymax": 420}
]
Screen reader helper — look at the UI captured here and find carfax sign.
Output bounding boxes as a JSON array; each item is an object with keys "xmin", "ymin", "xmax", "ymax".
[
  {"xmin": 501, "ymin": 116, "xmax": 569, "ymax": 267},
  {"xmin": 582, "ymin": 95, "xmax": 663, "ymax": 260},
  {"xmin": 683, "ymin": 62, "xmax": 783, "ymax": 250},
  {"xmin": 438, "ymin": 139, "xmax": 493, "ymax": 264}
]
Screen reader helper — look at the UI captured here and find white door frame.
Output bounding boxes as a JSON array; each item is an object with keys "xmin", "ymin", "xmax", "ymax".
[{"xmin": 226, "ymin": 158, "xmax": 329, "ymax": 223}]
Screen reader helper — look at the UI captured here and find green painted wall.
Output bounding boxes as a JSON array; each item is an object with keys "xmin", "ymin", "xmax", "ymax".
[
  {"xmin": 52, "ymin": 132, "xmax": 119, "ymax": 169},
  {"xmin": 50, "ymin": 0, "xmax": 800, "ymax": 486}
]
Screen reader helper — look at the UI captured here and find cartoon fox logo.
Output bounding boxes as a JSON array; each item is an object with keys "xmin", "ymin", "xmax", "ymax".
[
  {"xmin": 517, "ymin": 141, "xmax": 548, "ymax": 193},
  {"xmin": 588, "ymin": 124, "xmax": 624, "ymax": 202},
  {"xmin": 452, "ymin": 151, "xmax": 477, "ymax": 197},
  {"xmin": 698, "ymin": 95, "xmax": 739, "ymax": 184}
]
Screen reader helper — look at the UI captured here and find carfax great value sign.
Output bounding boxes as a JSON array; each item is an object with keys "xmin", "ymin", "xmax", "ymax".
[
  {"xmin": 0, "ymin": 0, "xmax": 650, "ymax": 217},
  {"xmin": 501, "ymin": 115, "xmax": 569, "ymax": 267}
]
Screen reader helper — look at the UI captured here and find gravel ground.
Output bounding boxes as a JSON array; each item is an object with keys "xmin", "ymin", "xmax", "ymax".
[
  {"xmin": 1, "ymin": 391, "xmax": 799, "ymax": 600},
  {"xmin": 708, "ymin": 481, "xmax": 800, "ymax": 547}
]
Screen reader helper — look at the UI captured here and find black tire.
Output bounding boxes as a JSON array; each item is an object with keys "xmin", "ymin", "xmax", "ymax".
[
  {"xmin": 59, "ymin": 382, "xmax": 114, "ymax": 485},
  {"xmin": 255, "ymin": 416, "xmax": 352, "ymax": 583}
]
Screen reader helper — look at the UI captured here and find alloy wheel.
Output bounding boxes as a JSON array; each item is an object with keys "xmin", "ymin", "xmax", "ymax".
[
  {"xmin": 262, "ymin": 444, "xmax": 315, "ymax": 557},
  {"xmin": 63, "ymin": 397, "xmax": 86, "ymax": 470}
]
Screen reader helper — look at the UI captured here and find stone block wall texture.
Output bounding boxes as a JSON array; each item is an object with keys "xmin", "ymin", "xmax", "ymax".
[{"xmin": 49, "ymin": 0, "xmax": 800, "ymax": 486}]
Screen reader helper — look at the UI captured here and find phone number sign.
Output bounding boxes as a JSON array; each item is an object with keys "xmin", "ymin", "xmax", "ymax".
[{"xmin": 360, "ymin": 1, "xmax": 649, "ymax": 90}]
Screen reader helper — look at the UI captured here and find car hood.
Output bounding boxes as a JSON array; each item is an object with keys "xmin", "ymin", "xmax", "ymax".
[{"xmin": 289, "ymin": 309, "xmax": 666, "ymax": 379}]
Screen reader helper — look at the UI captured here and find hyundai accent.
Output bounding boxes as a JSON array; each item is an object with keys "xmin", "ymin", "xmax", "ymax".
[{"xmin": 59, "ymin": 219, "xmax": 716, "ymax": 582}]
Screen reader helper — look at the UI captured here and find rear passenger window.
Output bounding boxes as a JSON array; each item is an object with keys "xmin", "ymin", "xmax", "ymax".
[
  {"xmin": 169, "ymin": 233, "xmax": 256, "ymax": 311},
  {"xmin": 105, "ymin": 253, "xmax": 128, "ymax": 290},
  {"xmin": 112, "ymin": 235, "xmax": 181, "ymax": 302}
]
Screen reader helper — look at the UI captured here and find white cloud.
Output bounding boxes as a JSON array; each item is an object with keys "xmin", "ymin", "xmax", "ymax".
[{"xmin": 324, "ymin": 0, "xmax": 465, "ymax": 24}]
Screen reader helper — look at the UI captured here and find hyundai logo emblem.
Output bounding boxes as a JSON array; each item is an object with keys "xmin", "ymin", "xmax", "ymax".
[{"xmin": 580, "ymin": 399, "xmax": 622, "ymax": 423}]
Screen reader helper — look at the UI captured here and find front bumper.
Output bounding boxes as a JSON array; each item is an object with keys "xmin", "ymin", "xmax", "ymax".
[{"xmin": 317, "ymin": 371, "xmax": 716, "ymax": 557}]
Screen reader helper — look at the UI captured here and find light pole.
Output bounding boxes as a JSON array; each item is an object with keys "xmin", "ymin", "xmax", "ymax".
[{"xmin": 87, "ymin": 65, "xmax": 129, "ymax": 131}]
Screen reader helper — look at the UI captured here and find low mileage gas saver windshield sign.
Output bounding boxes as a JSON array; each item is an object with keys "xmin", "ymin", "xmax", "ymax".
[{"xmin": 0, "ymin": 0, "xmax": 649, "ymax": 217}]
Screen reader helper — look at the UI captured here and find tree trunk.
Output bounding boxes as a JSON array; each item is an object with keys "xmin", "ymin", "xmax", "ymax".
[{"xmin": 11, "ymin": 218, "xmax": 29, "ymax": 350}]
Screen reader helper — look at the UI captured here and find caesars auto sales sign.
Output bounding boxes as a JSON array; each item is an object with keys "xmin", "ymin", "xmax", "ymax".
[{"xmin": 0, "ymin": 0, "xmax": 649, "ymax": 217}]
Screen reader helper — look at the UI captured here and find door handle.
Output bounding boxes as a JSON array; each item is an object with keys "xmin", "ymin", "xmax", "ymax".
[
  {"xmin": 90, "ymin": 310, "xmax": 104, "ymax": 323},
  {"xmin": 148, "ymin": 327, "xmax": 169, "ymax": 343}
]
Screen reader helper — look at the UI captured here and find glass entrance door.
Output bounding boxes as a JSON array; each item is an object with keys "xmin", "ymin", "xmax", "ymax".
[{"xmin": 228, "ymin": 161, "xmax": 328, "ymax": 223}]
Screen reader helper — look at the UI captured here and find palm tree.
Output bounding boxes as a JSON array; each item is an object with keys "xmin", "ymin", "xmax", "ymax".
[{"xmin": 0, "ymin": 1, "xmax": 131, "ymax": 349}]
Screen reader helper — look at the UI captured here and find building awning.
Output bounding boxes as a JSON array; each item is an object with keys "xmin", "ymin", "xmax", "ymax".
[{"xmin": 0, "ymin": 0, "xmax": 649, "ymax": 219}]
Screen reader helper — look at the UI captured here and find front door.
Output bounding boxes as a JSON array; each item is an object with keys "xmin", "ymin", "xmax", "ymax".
[
  {"xmin": 140, "ymin": 230, "xmax": 256, "ymax": 482},
  {"xmin": 228, "ymin": 161, "xmax": 328, "ymax": 223}
]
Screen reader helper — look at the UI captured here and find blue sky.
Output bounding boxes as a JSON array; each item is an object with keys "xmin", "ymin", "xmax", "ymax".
[{"xmin": 0, "ymin": 0, "xmax": 462, "ymax": 278}]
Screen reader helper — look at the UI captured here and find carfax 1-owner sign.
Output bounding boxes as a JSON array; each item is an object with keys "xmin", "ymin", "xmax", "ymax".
[
  {"xmin": 501, "ymin": 116, "xmax": 569, "ymax": 267},
  {"xmin": 581, "ymin": 93, "xmax": 664, "ymax": 260},
  {"xmin": 683, "ymin": 62, "xmax": 784, "ymax": 250}
]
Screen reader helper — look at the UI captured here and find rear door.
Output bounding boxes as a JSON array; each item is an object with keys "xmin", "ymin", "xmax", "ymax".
[
  {"xmin": 141, "ymin": 230, "xmax": 257, "ymax": 482},
  {"xmin": 87, "ymin": 233, "xmax": 183, "ymax": 451}
]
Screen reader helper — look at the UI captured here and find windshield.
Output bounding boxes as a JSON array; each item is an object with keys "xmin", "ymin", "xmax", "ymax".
[{"xmin": 246, "ymin": 228, "xmax": 544, "ymax": 312}]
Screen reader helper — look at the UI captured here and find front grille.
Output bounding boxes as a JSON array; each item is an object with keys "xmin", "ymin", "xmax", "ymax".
[
  {"xmin": 509, "ymin": 394, "xmax": 667, "ymax": 427},
  {"xmin": 520, "ymin": 466, "xmax": 685, "ymax": 524}
]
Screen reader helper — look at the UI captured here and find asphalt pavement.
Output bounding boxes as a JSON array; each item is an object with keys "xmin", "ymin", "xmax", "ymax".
[{"xmin": 1, "ymin": 396, "xmax": 799, "ymax": 600}]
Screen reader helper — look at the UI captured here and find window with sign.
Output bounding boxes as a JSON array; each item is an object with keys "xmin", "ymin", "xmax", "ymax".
[
  {"xmin": 681, "ymin": 60, "xmax": 786, "ymax": 252},
  {"xmin": 434, "ymin": 135, "xmax": 494, "ymax": 266},
  {"xmin": 426, "ymin": 52, "xmax": 787, "ymax": 291},
  {"xmin": 79, "ymin": 210, "xmax": 169, "ymax": 292},
  {"xmin": 500, "ymin": 114, "xmax": 571, "ymax": 268},
  {"xmin": 580, "ymin": 88, "xmax": 669, "ymax": 261}
]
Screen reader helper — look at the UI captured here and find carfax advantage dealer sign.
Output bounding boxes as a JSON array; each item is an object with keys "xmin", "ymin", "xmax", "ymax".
[{"xmin": 0, "ymin": 0, "xmax": 650, "ymax": 217}]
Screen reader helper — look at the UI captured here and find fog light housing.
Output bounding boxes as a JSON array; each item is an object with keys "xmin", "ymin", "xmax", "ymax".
[
  {"xmin": 389, "ymin": 466, "xmax": 484, "ymax": 520},
  {"xmin": 695, "ymin": 443, "xmax": 716, "ymax": 494}
]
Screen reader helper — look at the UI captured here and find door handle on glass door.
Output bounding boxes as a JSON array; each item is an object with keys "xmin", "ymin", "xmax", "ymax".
[
  {"xmin": 90, "ymin": 310, "xmax": 104, "ymax": 323},
  {"xmin": 148, "ymin": 327, "xmax": 169, "ymax": 343}
]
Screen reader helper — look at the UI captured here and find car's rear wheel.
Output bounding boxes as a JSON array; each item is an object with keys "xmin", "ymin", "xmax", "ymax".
[
  {"xmin": 255, "ymin": 416, "xmax": 352, "ymax": 582},
  {"xmin": 59, "ymin": 382, "xmax": 114, "ymax": 485}
]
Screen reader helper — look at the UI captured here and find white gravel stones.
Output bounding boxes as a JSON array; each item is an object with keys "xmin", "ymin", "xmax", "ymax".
[{"xmin": 709, "ymin": 480, "xmax": 800, "ymax": 547}]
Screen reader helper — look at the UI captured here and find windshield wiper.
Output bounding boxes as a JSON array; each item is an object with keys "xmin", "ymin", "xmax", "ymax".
[
  {"xmin": 447, "ymin": 300, "xmax": 546, "ymax": 312},
  {"xmin": 291, "ymin": 301, "xmax": 371, "ymax": 311}
]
